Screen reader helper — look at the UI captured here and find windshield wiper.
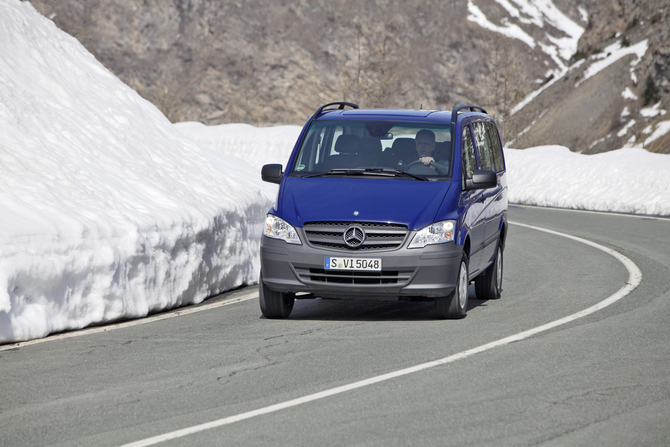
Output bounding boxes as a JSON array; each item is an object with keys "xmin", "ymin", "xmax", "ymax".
[
  {"xmin": 360, "ymin": 168, "xmax": 429, "ymax": 181},
  {"xmin": 304, "ymin": 168, "xmax": 428, "ymax": 181}
]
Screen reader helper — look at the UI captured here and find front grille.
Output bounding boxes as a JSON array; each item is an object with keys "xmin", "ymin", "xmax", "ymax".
[
  {"xmin": 304, "ymin": 221, "xmax": 408, "ymax": 251},
  {"xmin": 302, "ymin": 268, "xmax": 413, "ymax": 285}
]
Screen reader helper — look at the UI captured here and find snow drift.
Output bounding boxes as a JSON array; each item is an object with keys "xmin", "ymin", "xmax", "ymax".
[
  {"xmin": 0, "ymin": 1, "xmax": 275, "ymax": 343},
  {"xmin": 506, "ymin": 146, "xmax": 670, "ymax": 216}
]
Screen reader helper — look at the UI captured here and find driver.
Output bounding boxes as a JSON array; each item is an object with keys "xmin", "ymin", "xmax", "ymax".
[
  {"xmin": 411, "ymin": 129, "xmax": 449, "ymax": 174},
  {"xmin": 415, "ymin": 129, "xmax": 437, "ymax": 165}
]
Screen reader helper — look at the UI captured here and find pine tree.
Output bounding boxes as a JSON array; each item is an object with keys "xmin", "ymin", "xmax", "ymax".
[{"xmin": 643, "ymin": 75, "xmax": 660, "ymax": 106}]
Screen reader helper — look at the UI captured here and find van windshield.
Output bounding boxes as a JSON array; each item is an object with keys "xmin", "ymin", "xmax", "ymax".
[{"xmin": 290, "ymin": 121, "xmax": 453, "ymax": 180}]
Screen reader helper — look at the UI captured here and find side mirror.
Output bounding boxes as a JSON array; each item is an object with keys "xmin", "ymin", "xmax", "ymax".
[
  {"xmin": 464, "ymin": 169, "xmax": 497, "ymax": 191},
  {"xmin": 261, "ymin": 164, "xmax": 283, "ymax": 184}
]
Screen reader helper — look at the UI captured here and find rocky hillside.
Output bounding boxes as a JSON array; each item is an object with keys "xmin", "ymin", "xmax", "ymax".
[
  {"xmin": 510, "ymin": 0, "xmax": 670, "ymax": 153},
  {"xmin": 26, "ymin": 0, "xmax": 669, "ymax": 153}
]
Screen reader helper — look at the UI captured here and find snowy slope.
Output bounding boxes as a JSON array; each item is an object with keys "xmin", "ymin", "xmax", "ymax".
[
  {"xmin": 0, "ymin": 1, "xmax": 275, "ymax": 343},
  {"xmin": 174, "ymin": 122, "xmax": 301, "ymax": 170}
]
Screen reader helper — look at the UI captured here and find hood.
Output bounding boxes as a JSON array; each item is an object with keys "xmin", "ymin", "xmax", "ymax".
[{"xmin": 276, "ymin": 177, "xmax": 452, "ymax": 231}]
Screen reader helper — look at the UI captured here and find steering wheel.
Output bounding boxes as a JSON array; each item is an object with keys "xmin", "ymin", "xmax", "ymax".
[{"xmin": 405, "ymin": 159, "xmax": 447, "ymax": 175}]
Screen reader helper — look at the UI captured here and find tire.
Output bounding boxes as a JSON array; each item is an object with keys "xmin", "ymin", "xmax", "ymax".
[
  {"xmin": 436, "ymin": 253, "xmax": 469, "ymax": 319},
  {"xmin": 474, "ymin": 242, "xmax": 503, "ymax": 300},
  {"xmin": 259, "ymin": 271, "xmax": 295, "ymax": 319}
]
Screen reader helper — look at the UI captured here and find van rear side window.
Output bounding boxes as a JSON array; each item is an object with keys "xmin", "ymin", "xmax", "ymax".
[{"xmin": 472, "ymin": 122, "xmax": 505, "ymax": 173}]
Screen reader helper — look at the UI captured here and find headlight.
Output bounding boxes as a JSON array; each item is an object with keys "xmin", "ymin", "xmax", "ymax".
[
  {"xmin": 408, "ymin": 220, "xmax": 456, "ymax": 248},
  {"xmin": 264, "ymin": 215, "xmax": 301, "ymax": 245}
]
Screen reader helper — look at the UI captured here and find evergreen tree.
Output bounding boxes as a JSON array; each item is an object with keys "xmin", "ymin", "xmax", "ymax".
[{"xmin": 643, "ymin": 75, "xmax": 660, "ymax": 106}]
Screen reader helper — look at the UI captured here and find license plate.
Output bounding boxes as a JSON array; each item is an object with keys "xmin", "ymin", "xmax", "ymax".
[{"xmin": 325, "ymin": 257, "xmax": 382, "ymax": 271}]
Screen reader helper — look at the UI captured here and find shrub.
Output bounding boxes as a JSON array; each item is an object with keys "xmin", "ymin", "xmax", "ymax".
[
  {"xmin": 642, "ymin": 75, "xmax": 660, "ymax": 106},
  {"xmin": 570, "ymin": 49, "xmax": 587, "ymax": 63}
]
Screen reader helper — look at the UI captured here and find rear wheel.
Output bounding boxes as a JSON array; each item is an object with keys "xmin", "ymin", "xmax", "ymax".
[
  {"xmin": 259, "ymin": 271, "xmax": 295, "ymax": 319},
  {"xmin": 436, "ymin": 254, "xmax": 469, "ymax": 319},
  {"xmin": 474, "ymin": 243, "xmax": 503, "ymax": 300}
]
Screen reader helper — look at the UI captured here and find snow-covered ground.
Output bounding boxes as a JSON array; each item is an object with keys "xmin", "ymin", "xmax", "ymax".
[
  {"xmin": 1, "ymin": 1, "xmax": 669, "ymax": 344},
  {"xmin": 0, "ymin": 1, "xmax": 275, "ymax": 343}
]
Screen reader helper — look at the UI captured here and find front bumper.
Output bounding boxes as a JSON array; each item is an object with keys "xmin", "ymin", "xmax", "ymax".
[{"xmin": 260, "ymin": 229, "xmax": 463, "ymax": 300}]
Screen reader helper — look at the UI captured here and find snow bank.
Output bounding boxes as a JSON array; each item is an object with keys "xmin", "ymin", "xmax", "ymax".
[
  {"xmin": 506, "ymin": 146, "xmax": 670, "ymax": 216},
  {"xmin": 174, "ymin": 122, "xmax": 301, "ymax": 170},
  {"xmin": 0, "ymin": 1, "xmax": 275, "ymax": 343}
]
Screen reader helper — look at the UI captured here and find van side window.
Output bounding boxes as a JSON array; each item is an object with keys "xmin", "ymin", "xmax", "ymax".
[
  {"xmin": 462, "ymin": 125, "xmax": 476, "ymax": 183},
  {"xmin": 486, "ymin": 123, "xmax": 505, "ymax": 172},
  {"xmin": 472, "ymin": 122, "xmax": 494, "ymax": 171}
]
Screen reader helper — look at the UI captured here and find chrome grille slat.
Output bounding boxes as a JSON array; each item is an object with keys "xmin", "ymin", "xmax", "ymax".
[{"xmin": 304, "ymin": 221, "xmax": 408, "ymax": 251}]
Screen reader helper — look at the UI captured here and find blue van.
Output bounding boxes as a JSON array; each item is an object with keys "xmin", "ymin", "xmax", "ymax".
[{"xmin": 260, "ymin": 102, "xmax": 508, "ymax": 319}]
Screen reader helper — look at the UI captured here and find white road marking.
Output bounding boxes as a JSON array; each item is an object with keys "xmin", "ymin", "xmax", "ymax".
[
  {"xmin": 119, "ymin": 222, "xmax": 643, "ymax": 447},
  {"xmin": 0, "ymin": 291, "xmax": 258, "ymax": 352},
  {"xmin": 510, "ymin": 203, "xmax": 670, "ymax": 221}
]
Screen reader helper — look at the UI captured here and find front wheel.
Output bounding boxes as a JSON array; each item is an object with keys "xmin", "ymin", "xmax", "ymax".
[
  {"xmin": 435, "ymin": 254, "xmax": 469, "ymax": 319},
  {"xmin": 259, "ymin": 271, "xmax": 295, "ymax": 319},
  {"xmin": 474, "ymin": 243, "xmax": 503, "ymax": 300}
]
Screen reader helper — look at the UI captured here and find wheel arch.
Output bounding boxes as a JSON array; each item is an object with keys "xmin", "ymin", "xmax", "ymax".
[
  {"xmin": 499, "ymin": 220, "xmax": 507, "ymax": 252},
  {"xmin": 462, "ymin": 234, "xmax": 471, "ymax": 262}
]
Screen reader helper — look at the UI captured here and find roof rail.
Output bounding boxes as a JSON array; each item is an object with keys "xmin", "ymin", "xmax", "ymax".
[
  {"xmin": 310, "ymin": 102, "xmax": 359, "ymax": 122},
  {"xmin": 451, "ymin": 104, "xmax": 487, "ymax": 123}
]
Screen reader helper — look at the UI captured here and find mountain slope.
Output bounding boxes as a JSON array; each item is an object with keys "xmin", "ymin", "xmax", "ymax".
[
  {"xmin": 27, "ymin": 0, "xmax": 669, "ymax": 152},
  {"xmin": 509, "ymin": 0, "xmax": 669, "ymax": 153},
  {"xmin": 28, "ymin": 1, "xmax": 581, "ymax": 124}
]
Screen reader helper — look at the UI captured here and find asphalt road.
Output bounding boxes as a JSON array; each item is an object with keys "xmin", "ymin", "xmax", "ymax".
[{"xmin": 1, "ymin": 205, "xmax": 669, "ymax": 446}]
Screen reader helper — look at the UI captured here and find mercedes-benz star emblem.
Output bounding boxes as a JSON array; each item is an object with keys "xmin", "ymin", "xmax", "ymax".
[{"xmin": 343, "ymin": 225, "xmax": 366, "ymax": 248}]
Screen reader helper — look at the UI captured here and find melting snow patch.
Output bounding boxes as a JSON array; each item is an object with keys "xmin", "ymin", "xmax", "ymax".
[
  {"xmin": 617, "ymin": 120, "xmax": 636, "ymax": 137},
  {"xmin": 640, "ymin": 102, "xmax": 667, "ymax": 118},
  {"xmin": 580, "ymin": 39, "xmax": 648, "ymax": 85},
  {"xmin": 578, "ymin": 6, "xmax": 588, "ymax": 22},
  {"xmin": 622, "ymin": 88, "xmax": 638, "ymax": 100},
  {"xmin": 512, "ymin": 58, "xmax": 585, "ymax": 115},
  {"xmin": 467, "ymin": 1, "xmax": 536, "ymax": 48},
  {"xmin": 644, "ymin": 120, "xmax": 670, "ymax": 146}
]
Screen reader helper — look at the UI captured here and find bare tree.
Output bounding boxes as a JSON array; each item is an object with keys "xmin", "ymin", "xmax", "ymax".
[
  {"xmin": 337, "ymin": 0, "xmax": 410, "ymax": 108},
  {"xmin": 483, "ymin": 28, "xmax": 527, "ymax": 140}
]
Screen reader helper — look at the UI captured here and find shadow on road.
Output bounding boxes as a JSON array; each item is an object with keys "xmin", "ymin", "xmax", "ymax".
[{"xmin": 285, "ymin": 285, "xmax": 492, "ymax": 322}]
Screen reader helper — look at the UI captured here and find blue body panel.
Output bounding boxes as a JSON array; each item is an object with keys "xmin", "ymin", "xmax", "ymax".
[{"xmin": 275, "ymin": 177, "xmax": 454, "ymax": 231}]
